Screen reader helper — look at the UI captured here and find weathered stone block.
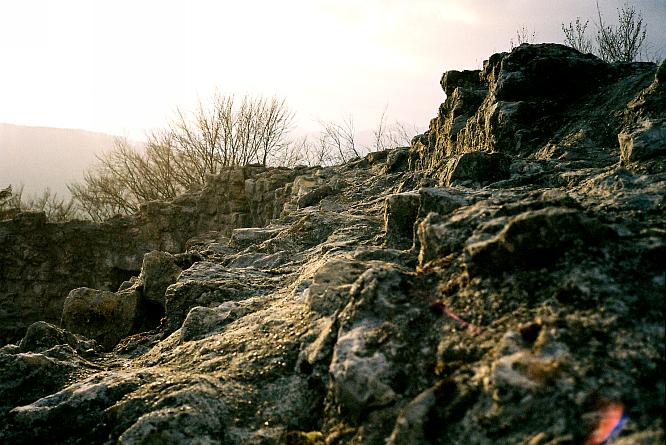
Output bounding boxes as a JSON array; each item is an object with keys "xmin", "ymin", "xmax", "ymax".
[
  {"xmin": 61, "ymin": 287, "xmax": 142, "ymax": 350},
  {"xmin": 297, "ymin": 185, "xmax": 335, "ymax": 208},
  {"xmin": 329, "ymin": 325, "xmax": 397, "ymax": 417},
  {"xmin": 384, "ymin": 192, "xmax": 420, "ymax": 250},
  {"xmin": 19, "ymin": 321, "xmax": 98, "ymax": 354},
  {"xmin": 442, "ymin": 151, "xmax": 511, "ymax": 186},
  {"xmin": 440, "ymin": 69, "xmax": 481, "ymax": 96},
  {"xmin": 229, "ymin": 226, "xmax": 284, "ymax": 249},
  {"xmin": 139, "ymin": 251, "xmax": 181, "ymax": 307},
  {"xmin": 464, "ymin": 207, "xmax": 608, "ymax": 274},
  {"xmin": 418, "ymin": 188, "xmax": 467, "ymax": 217}
]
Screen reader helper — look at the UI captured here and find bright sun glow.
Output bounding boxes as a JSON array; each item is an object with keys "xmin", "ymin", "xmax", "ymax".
[
  {"xmin": 0, "ymin": 0, "xmax": 484, "ymax": 139},
  {"xmin": 0, "ymin": 0, "xmax": 664, "ymax": 139}
]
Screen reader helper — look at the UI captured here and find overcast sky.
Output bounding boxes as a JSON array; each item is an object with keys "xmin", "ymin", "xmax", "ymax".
[{"xmin": 1, "ymin": 0, "xmax": 664, "ymax": 140}]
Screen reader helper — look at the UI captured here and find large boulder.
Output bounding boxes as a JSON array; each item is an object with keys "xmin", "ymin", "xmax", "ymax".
[
  {"xmin": 61, "ymin": 287, "xmax": 142, "ymax": 350},
  {"xmin": 297, "ymin": 184, "xmax": 336, "ymax": 208},
  {"xmin": 410, "ymin": 43, "xmax": 658, "ymax": 173}
]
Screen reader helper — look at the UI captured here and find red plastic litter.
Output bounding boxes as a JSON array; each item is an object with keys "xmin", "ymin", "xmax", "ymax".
[
  {"xmin": 429, "ymin": 301, "xmax": 481, "ymax": 334},
  {"xmin": 585, "ymin": 402, "xmax": 628, "ymax": 445}
]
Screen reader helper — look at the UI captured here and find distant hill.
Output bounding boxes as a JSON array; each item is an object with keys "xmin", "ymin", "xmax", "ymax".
[{"xmin": 0, "ymin": 123, "xmax": 132, "ymax": 199}]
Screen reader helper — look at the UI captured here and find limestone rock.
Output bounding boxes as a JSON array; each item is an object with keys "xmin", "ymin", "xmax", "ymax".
[
  {"xmin": 417, "ymin": 201, "xmax": 488, "ymax": 266},
  {"xmin": 418, "ymin": 187, "xmax": 468, "ymax": 217},
  {"xmin": 619, "ymin": 118, "xmax": 666, "ymax": 163},
  {"xmin": 384, "ymin": 147, "xmax": 410, "ymax": 173},
  {"xmin": 304, "ymin": 258, "xmax": 369, "ymax": 316},
  {"xmin": 139, "ymin": 250, "xmax": 182, "ymax": 307},
  {"xmin": 464, "ymin": 207, "xmax": 606, "ymax": 274},
  {"xmin": 61, "ymin": 287, "xmax": 142, "ymax": 350},
  {"xmin": 442, "ymin": 151, "xmax": 511, "ymax": 186},
  {"xmin": 0, "ymin": 345, "xmax": 82, "ymax": 425},
  {"xmin": 0, "ymin": 44, "xmax": 664, "ymax": 445},
  {"xmin": 180, "ymin": 300, "xmax": 261, "ymax": 342},
  {"xmin": 229, "ymin": 226, "xmax": 285, "ymax": 249},
  {"xmin": 0, "ymin": 166, "xmax": 297, "ymax": 344},
  {"xmin": 411, "ymin": 43, "xmax": 657, "ymax": 174},
  {"xmin": 386, "ymin": 386, "xmax": 436, "ymax": 445},
  {"xmin": 441, "ymin": 69, "xmax": 482, "ymax": 96},
  {"xmin": 19, "ymin": 321, "xmax": 98, "ymax": 354},
  {"xmin": 329, "ymin": 325, "xmax": 397, "ymax": 417},
  {"xmin": 297, "ymin": 184, "xmax": 336, "ymax": 208},
  {"xmin": 164, "ymin": 262, "xmax": 277, "ymax": 333},
  {"xmin": 383, "ymin": 192, "xmax": 420, "ymax": 249}
]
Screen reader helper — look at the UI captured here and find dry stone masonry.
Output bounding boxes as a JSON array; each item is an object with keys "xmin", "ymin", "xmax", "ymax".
[{"xmin": 0, "ymin": 44, "xmax": 664, "ymax": 444}]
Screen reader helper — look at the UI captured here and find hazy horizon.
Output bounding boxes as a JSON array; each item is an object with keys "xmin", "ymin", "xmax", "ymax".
[{"xmin": 0, "ymin": 123, "xmax": 134, "ymax": 198}]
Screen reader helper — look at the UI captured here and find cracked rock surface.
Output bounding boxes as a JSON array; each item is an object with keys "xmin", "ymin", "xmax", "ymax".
[{"xmin": 0, "ymin": 44, "xmax": 664, "ymax": 444}]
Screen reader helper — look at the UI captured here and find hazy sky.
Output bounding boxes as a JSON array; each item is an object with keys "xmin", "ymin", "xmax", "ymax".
[{"xmin": 1, "ymin": 0, "xmax": 664, "ymax": 140}]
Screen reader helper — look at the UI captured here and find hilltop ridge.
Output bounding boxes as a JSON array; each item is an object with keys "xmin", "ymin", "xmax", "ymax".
[
  {"xmin": 0, "ymin": 44, "xmax": 664, "ymax": 444},
  {"xmin": 0, "ymin": 123, "xmax": 133, "ymax": 198}
]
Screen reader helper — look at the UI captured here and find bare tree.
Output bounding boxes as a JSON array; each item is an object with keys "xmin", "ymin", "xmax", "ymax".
[
  {"xmin": 562, "ymin": 17, "xmax": 593, "ymax": 53},
  {"xmin": 0, "ymin": 184, "xmax": 78, "ymax": 222},
  {"xmin": 69, "ymin": 93, "xmax": 295, "ymax": 221},
  {"xmin": 257, "ymin": 97, "xmax": 294, "ymax": 166},
  {"xmin": 372, "ymin": 108, "xmax": 414, "ymax": 152},
  {"xmin": 595, "ymin": 1, "xmax": 647, "ymax": 62},
  {"xmin": 27, "ymin": 189, "xmax": 78, "ymax": 222},
  {"xmin": 562, "ymin": 2, "xmax": 649, "ymax": 62},
  {"xmin": 317, "ymin": 115, "xmax": 361, "ymax": 164},
  {"xmin": 168, "ymin": 93, "xmax": 294, "ymax": 169}
]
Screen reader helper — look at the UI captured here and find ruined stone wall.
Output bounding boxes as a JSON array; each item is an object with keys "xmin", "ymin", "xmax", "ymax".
[{"xmin": 0, "ymin": 165, "xmax": 303, "ymax": 344}]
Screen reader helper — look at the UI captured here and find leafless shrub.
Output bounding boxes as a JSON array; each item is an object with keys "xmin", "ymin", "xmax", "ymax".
[
  {"xmin": 372, "ymin": 108, "xmax": 414, "ymax": 152},
  {"xmin": 595, "ymin": 1, "xmax": 647, "ymax": 62},
  {"xmin": 562, "ymin": 17, "xmax": 594, "ymax": 54},
  {"xmin": 316, "ymin": 115, "xmax": 361, "ymax": 164},
  {"xmin": 69, "ymin": 93, "xmax": 419, "ymax": 220},
  {"xmin": 69, "ymin": 93, "xmax": 294, "ymax": 221},
  {"xmin": 168, "ymin": 93, "xmax": 294, "ymax": 171},
  {"xmin": 510, "ymin": 26, "xmax": 536, "ymax": 50},
  {"xmin": 0, "ymin": 184, "xmax": 78, "ymax": 222},
  {"xmin": 28, "ymin": 189, "xmax": 78, "ymax": 222},
  {"xmin": 68, "ymin": 138, "xmax": 151, "ymax": 221},
  {"xmin": 562, "ymin": 2, "xmax": 650, "ymax": 62},
  {"xmin": 289, "ymin": 111, "xmax": 417, "ymax": 167}
]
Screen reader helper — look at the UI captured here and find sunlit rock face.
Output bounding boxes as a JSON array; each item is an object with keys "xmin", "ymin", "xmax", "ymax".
[
  {"xmin": 0, "ymin": 44, "xmax": 664, "ymax": 444},
  {"xmin": 410, "ymin": 43, "xmax": 660, "ymax": 178}
]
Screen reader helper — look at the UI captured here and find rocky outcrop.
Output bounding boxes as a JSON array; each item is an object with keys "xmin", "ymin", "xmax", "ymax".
[
  {"xmin": 410, "ymin": 43, "xmax": 659, "ymax": 181},
  {"xmin": 0, "ymin": 44, "xmax": 663, "ymax": 444}
]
